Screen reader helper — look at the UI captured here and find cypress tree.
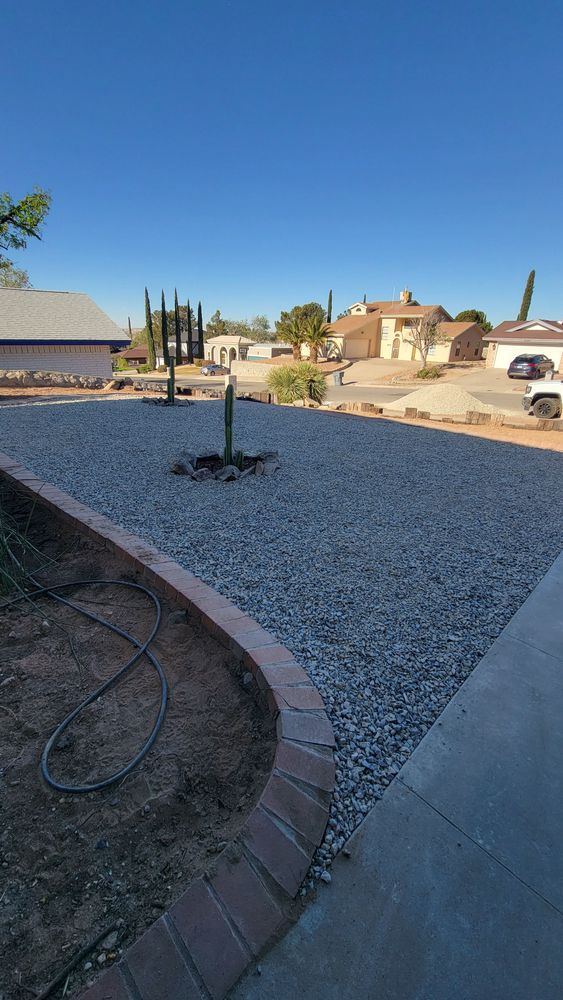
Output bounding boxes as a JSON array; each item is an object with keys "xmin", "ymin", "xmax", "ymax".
[
  {"xmin": 517, "ymin": 269, "xmax": 535, "ymax": 321},
  {"xmin": 161, "ymin": 290, "xmax": 170, "ymax": 365},
  {"xmin": 174, "ymin": 288, "xmax": 182, "ymax": 365},
  {"xmin": 128, "ymin": 316, "xmax": 133, "ymax": 340},
  {"xmin": 327, "ymin": 289, "xmax": 332, "ymax": 324},
  {"xmin": 363, "ymin": 293, "xmax": 367, "ymax": 304},
  {"xmin": 197, "ymin": 301, "xmax": 204, "ymax": 359},
  {"xmin": 144, "ymin": 287, "xmax": 156, "ymax": 371},
  {"xmin": 187, "ymin": 298, "xmax": 194, "ymax": 364}
]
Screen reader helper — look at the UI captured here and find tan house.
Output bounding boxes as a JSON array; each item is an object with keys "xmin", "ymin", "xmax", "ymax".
[
  {"xmin": 484, "ymin": 320, "xmax": 563, "ymax": 372},
  {"xmin": 325, "ymin": 289, "xmax": 484, "ymax": 363},
  {"xmin": 204, "ymin": 335, "xmax": 255, "ymax": 367}
]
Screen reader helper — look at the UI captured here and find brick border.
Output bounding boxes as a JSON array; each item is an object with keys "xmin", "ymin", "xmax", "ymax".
[{"xmin": 0, "ymin": 452, "xmax": 335, "ymax": 1000}]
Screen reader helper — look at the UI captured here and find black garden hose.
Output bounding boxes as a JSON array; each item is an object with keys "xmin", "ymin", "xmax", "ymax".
[{"xmin": 3, "ymin": 577, "xmax": 168, "ymax": 793}]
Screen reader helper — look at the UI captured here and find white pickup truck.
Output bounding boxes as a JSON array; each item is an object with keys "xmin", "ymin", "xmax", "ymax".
[{"xmin": 522, "ymin": 379, "xmax": 563, "ymax": 419}]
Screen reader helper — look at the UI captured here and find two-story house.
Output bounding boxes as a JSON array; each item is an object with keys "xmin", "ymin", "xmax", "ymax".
[{"xmin": 325, "ymin": 289, "xmax": 484, "ymax": 364}]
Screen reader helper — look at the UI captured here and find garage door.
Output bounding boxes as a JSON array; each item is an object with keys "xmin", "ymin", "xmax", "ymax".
[
  {"xmin": 344, "ymin": 339, "xmax": 369, "ymax": 359},
  {"xmin": 493, "ymin": 343, "xmax": 563, "ymax": 370}
]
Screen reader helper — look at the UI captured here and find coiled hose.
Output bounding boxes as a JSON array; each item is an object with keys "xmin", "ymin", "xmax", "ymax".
[{"xmin": 3, "ymin": 577, "xmax": 168, "ymax": 794}]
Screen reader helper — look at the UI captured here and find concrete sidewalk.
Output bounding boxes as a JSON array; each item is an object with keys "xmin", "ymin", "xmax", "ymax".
[{"xmin": 231, "ymin": 553, "xmax": 563, "ymax": 1000}]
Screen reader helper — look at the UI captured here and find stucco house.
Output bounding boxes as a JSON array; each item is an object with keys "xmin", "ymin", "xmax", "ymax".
[
  {"xmin": 0, "ymin": 288, "xmax": 128, "ymax": 377},
  {"xmin": 484, "ymin": 320, "xmax": 563, "ymax": 372},
  {"xmin": 204, "ymin": 335, "xmax": 255, "ymax": 366},
  {"xmin": 325, "ymin": 289, "xmax": 484, "ymax": 363}
]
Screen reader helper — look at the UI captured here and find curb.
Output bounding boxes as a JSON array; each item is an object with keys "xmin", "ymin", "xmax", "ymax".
[{"xmin": 0, "ymin": 452, "xmax": 335, "ymax": 1000}]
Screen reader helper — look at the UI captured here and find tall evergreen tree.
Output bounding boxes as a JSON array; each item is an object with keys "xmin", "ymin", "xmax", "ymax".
[
  {"xmin": 517, "ymin": 269, "xmax": 535, "ymax": 322},
  {"xmin": 127, "ymin": 316, "xmax": 133, "ymax": 340},
  {"xmin": 187, "ymin": 298, "xmax": 194, "ymax": 363},
  {"xmin": 174, "ymin": 288, "xmax": 182, "ymax": 364},
  {"xmin": 327, "ymin": 289, "xmax": 333, "ymax": 324},
  {"xmin": 363, "ymin": 293, "xmax": 367, "ymax": 303},
  {"xmin": 161, "ymin": 290, "xmax": 170, "ymax": 365},
  {"xmin": 197, "ymin": 301, "xmax": 204, "ymax": 358},
  {"xmin": 144, "ymin": 287, "xmax": 156, "ymax": 370}
]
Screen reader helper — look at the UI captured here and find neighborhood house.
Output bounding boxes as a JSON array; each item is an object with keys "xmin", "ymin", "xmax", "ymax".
[
  {"xmin": 484, "ymin": 319, "xmax": 563, "ymax": 372},
  {"xmin": 204, "ymin": 334, "xmax": 255, "ymax": 366},
  {"xmin": 325, "ymin": 288, "xmax": 484, "ymax": 362},
  {"xmin": 0, "ymin": 288, "xmax": 128, "ymax": 377}
]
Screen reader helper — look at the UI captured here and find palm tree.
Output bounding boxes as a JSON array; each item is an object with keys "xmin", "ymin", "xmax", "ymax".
[
  {"xmin": 285, "ymin": 317, "xmax": 305, "ymax": 361},
  {"xmin": 303, "ymin": 315, "xmax": 328, "ymax": 365}
]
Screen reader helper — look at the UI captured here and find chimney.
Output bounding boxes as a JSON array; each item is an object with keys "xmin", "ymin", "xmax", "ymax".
[{"xmin": 400, "ymin": 287, "xmax": 412, "ymax": 304}]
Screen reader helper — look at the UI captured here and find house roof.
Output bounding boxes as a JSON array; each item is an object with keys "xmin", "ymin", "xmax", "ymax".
[
  {"xmin": 0, "ymin": 288, "xmax": 129, "ymax": 346},
  {"xmin": 205, "ymin": 334, "xmax": 255, "ymax": 345},
  {"xmin": 438, "ymin": 321, "xmax": 481, "ymax": 340},
  {"xmin": 118, "ymin": 345, "xmax": 148, "ymax": 358},
  {"xmin": 327, "ymin": 313, "xmax": 381, "ymax": 336},
  {"xmin": 484, "ymin": 319, "xmax": 563, "ymax": 343}
]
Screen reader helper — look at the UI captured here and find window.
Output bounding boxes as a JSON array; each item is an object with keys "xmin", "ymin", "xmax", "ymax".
[
  {"xmin": 474, "ymin": 348, "xmax": 479, "ymax": 356},
  {"xmin": 455, "ymin": 346, "xmax": 461, "ymax": 357},
  {"xmin": 466, "ymin": 341, "xmax": 470, "ymax": 347},
  {"xmin": 382, "ymin": 325, "xmax": 390, "ymax": 339}
]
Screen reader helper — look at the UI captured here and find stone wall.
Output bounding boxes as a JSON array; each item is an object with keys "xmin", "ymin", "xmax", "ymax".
[
  {"xmin": 0, "ymin": 369, "xmax": 111, "ymax": 390},
  {"xmin": 230, "ymin": 360, "xmax": 276, "ymax": 380}
]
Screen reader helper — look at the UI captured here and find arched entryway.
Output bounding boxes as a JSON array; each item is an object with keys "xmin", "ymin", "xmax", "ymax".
[
  {"xmin": 229, "ymin": 347, "xmax": 237, "ymax": 364},
  {"xmin": 220, "ymin": 348, "xmax": 228, "ymax": 365},
  {"xmin": 391, "ymin": 336, "xmax": 400, "ymax": 359},
  {"xmin": 211, "ymin": 347, "xmax": 217, "ymax": 362}
]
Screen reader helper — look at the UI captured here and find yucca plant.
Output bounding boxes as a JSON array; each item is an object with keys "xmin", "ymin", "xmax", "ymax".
[{"xmin": 267, "ymin": 362, "xmax": 327, "ymax": 405}]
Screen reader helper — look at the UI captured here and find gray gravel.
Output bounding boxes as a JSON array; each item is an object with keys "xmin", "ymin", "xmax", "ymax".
[{"xmin": 2, "ymin": 398, "xmax": 563, "ymax": 886}]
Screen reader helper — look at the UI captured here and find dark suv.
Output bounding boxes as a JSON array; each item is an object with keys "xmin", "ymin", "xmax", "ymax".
[{"xmin": 507, "ymin": 354, "xmax": 554, "ymax": 379}]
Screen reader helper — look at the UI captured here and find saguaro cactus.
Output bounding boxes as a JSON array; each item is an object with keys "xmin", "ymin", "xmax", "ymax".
[{"xmin": 224, "ymin": 383, "xmax": 234, "ymax": 466}]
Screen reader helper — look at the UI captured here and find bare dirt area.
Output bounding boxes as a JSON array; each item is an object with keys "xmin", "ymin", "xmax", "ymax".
[{"xmin": 0, "ymin": 487, "xmax": 274, "ymax": 999}]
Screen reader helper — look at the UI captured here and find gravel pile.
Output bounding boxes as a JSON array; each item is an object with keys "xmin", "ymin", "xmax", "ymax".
[
  {"xmin": 2, "ymin": 398, "xmax": 563, "ymax": 888},
  {"xmin": 390, "ymin": 383, "xmax": 501, "ymax": 415}
]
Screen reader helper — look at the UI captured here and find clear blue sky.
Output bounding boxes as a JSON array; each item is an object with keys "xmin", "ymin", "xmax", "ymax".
[{"xmin": 4, "ymin": 0, "xmax": 563, "ymax": 328}]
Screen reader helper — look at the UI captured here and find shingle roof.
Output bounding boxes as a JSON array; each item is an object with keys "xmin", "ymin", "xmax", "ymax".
[
  {"xmin": 0, "ymin": 288, "xmax": 129, "ymax": 345},
  {"xmin": 327, "ymin": 313, "xmax": 381, "ymax": 335},
  {"xmin": 484, "ymin": 319, "xmax": 563, "ymax": 343},
  {"xmin": 437, "ymin": 321, "xmax": 481, "ymax": 340}
]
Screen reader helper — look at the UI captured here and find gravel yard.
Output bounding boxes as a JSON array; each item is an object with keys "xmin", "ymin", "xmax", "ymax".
[{"xmin": 2, "ymin": 397, "xmax": 563, "ymax": 885}]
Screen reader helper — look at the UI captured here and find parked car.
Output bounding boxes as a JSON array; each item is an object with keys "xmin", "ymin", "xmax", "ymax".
[
  {"xmin": 522, "ymin": 380, "xmax": 563, "ymax": 419},
  {"xmin": 507, "ymin": 354, "xmax": 554, "ymax": 379},
  {"xmin": 201, "ymin": 363, "xmax": 229, "ymax": 376}
]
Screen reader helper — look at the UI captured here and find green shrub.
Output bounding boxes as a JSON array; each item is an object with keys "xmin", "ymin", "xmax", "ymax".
[
  {"xmin": 113, "ymin": 355, "xmax": 129, "ymax": 371},
  {"xmin": 267, "ymin": 362, "xmax": 327, "ymax": 404},
  {"xmin": 157, "ymin": 364, "xmax": 167, "ymax": 373},
  {"xmin": 137, "ymin": 364, "xmax": 150, "ymax": 374},
  {"xmin": 194, "ymin": 358, "xmax": 204, "ymax": 368},
  {"xmin": 416, "ymin": 366, "xmax": 441, "ymax": 380}
]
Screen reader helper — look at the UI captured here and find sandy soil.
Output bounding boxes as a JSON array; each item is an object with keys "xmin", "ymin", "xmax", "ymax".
[{"xmin": 0, "ymin": 489, "xmax": 274, "ymax": 998}]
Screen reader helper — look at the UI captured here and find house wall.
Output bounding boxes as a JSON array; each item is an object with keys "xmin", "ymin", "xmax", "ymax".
[
  {"xmin": 446, "ymin": 327, "xmax": 484, "ymax": 362},
  {"xmin": 379, "ymin": 321, "xmax": 483, "ymax": 364},
  {"xmin": 486, "ymin": 342, "xmax": 563, "ymax": 371},
  {"xmin": 0, "ymin": 344, "xmax": 113, "ymax": 377}
]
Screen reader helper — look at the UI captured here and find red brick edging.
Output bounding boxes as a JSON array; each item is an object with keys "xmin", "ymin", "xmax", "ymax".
[{"xmin": 0, "ymin": 452, "xmax": 334, "ymax": 1000}]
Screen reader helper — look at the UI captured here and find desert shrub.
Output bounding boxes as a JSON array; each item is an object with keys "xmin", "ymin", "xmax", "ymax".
[
  {"xmin": 416, "ymin": 366, "xmax": 441, "ymax": 380},
  {"xmin": 137, "ymin": 364, "xmax": 150, "ymax": 374},
  {"xmin": 267, "ymin": 362, "xmax": 327, "ymax": 404},
  {"xmin": 157, "ymin": 364, "xmax": 168, "ymax": 373},
  {"xmin": 194, "ymin": 358, "xmax": 204, "ymax": 367},
  {"xmin": 113, "ymin": 355, "xmax": 129, "ymax": 371}
]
